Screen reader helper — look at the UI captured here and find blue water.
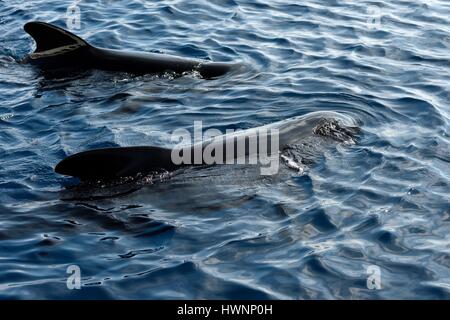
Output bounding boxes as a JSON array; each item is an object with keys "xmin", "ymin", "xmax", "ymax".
[{"xmin": 0, "ymin": 0, "xmax": 449, "ymax": 299}]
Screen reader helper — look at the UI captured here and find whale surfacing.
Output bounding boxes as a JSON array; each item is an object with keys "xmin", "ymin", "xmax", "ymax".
[
  {"xmin": 55, "ymin": 112, "xmax": 360, "ymax": 182},
  {"xmin": 22, "ymin": 21, "xmax": 234, "ymax": 79}
]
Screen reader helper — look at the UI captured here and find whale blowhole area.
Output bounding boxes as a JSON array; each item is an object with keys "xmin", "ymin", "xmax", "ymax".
[{"xmin": 313, "ymin": 118, "xmax": 360, "ymax": 144}]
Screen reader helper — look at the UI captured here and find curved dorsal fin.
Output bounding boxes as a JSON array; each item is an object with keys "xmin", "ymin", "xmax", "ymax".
[
  {"xmin": 55, "ymin": 146, "xmax": 179, "ymax": 180},
  {"xmin": 24, "ymin": 21, "xmax": 89, "ymax": 54}
]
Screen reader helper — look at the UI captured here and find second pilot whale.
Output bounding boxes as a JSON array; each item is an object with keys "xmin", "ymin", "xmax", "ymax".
[{"xmin": 55, "ymin": 111, "xmax": 360, "ymax": 181}]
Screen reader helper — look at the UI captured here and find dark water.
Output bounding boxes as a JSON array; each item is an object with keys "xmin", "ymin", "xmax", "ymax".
[{"xmin": 0, "ymin": 0, "xmax": 449, "ymax": 299}]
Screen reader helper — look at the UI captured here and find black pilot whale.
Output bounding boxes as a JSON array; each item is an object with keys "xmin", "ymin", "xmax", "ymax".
[
  {"xmin": 22, "ymin": 21, "xmax": 234, "ymax": 79},
  {"xmin": 55, "ymin": 112, "xmax": 360, "ymax": 181}
]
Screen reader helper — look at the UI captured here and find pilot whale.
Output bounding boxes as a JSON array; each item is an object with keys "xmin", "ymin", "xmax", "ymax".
[
  {"xmin": 55, "ymin": 112, "xmax": 359, "ymax": 181},
  {"xmin": 22, "ymin": 21, "xmax": 234, "ymax": 79}
]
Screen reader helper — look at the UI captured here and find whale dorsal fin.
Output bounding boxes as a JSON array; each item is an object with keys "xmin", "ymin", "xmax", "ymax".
[
  {"xmin": 55, "ymin": 146, "xmax": 179, "ymax": 180},
  {"xmin": 24, "ymin": 21, "xmax": 89, "ymax": 57}
]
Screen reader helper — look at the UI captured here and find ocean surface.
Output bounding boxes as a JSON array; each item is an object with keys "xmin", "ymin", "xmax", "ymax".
[{"xmin": 0, "ymin": 0, "xmax": 449, "ymax": 299}]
